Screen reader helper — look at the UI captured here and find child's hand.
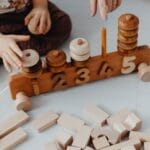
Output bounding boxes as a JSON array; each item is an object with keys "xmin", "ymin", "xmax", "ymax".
[
  {"xmin": 25, "ymin": 7, "xmax": 52, "ymax": 35},
  {"xmin": 90, "ymin": 0, "xmax": 122, "ymax": 20},
  {"xmin": 0, "ymin": 34, "xmax": 30, "ymax": 72}
]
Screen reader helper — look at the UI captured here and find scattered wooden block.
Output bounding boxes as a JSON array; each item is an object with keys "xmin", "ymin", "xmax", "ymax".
[
  {"xmin": 72, "ymin": 125, "xmax": 92, "ymax": 149},
  {"xmin": 84, "ymin": 104, "xmax": 109, "ymax": 125},
  {"xmin": 92, "ymin": 136, "xmax": 110, "ymax": 149},
  {"xmin": 44, "ymin": 141, "xmax": 63, "ymax": 150},
  {"xmin": 84, "ymin": 146, "xmax": 94, "ymax": 150},
  {"xmin": 144, "ymin": 142, "xmax": 150, "ymax": 150},
  {"xmin": 121, "ymin": 145, "xmax": 136, "ymax": 150},
  {"xmin": 91, "ymin": 126, "xmax": 120, "ymax": 144},
  {"xmin": 0, "ymin": 128, "xmax": 28, "ymax": 150},
  {"xmin": 67, "ymin": 146, "xmax": 81, "ymax": 150},
  {"xmin": 102, "ymin": 139, "xmax": 141, "ymax": 150},
  {"xmin": 32, "ymin": 111, "xmax": 59, "ymax": 132},
  {"xmin": 107, "ymin": 109, "xmax": 130, "ymax": 125},
  {"xmin": 129, "ymin": 131, "xmax": 150, "ymax": 142},
  {"xmin": 123, "ymin": 113, "xmax": 142, "ymax": 131},
  {"xmin": 0, "ymin": 110, "xmax": 29, "ymax": 138},
  {"xmin": 56, "ymin": 132, "xmax": 73, "ymax": 149},
  {"xmin": 57, "ymin": 113, "xmax": 85, "ymax": 132}
]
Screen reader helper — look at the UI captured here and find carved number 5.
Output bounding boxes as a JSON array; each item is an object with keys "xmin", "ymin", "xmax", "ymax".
[{"xmin": 121, "ymin": 56, "xmax": 136, "ymax": 74}]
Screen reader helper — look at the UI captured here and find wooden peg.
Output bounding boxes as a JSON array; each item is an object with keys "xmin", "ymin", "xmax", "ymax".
[
  {"xmin": 15, "ymin": 92, "xmax": 32, "ymax": 111},
  {"xmin": 101, "ymin": 27, "xmax": 107, "ymax": 57}
]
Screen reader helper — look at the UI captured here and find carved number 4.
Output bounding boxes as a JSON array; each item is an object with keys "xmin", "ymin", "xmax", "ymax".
[{"xmin": 121, "ymin": 56, "xmax": 136, "ymax": 74}]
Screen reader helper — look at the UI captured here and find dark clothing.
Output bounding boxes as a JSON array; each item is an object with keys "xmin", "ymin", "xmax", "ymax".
[{"xmin": 0, "ymin": 1, "xmax": 72, "ymax": 63}]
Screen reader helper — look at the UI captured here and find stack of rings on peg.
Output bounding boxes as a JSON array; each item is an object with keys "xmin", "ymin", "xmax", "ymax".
[
  {"xmin": 21, "ymin": 49, "xmax": 42, "ymax": 77},
  {"xmin": 70, "ymin": 38, "xmax": 91, "ymax": 67},
  {"xmin": 118, "ymin": 14, "xmax": 139, "ymax": 54}
]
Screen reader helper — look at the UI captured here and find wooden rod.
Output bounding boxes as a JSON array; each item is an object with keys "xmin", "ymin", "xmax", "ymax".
[{"xmin": 101, "ymin": 27, "xmax": 107, "ymax": 57}]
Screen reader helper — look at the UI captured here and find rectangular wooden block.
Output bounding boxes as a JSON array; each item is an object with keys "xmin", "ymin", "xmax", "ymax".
[
  {"xmin": 144, "ymin": 142, "xmax": 150, "ymax": 150},
  {"xmin": 0, "ymin": 110, "xmax": 29, "ymax": 138},
  {"xmin": 0, "ymin": 128, "xmax": 28, "ymax": 150},
  {"xmin": 67, "ymin": 146, "xmax": 81, "ymax": 150},
  {"xmin": 56, "ymin": 132, "xmax": 73, "ymax": 148},
  {"xmin": 57, "ymin": 113, "xmax": 85, "ymax": 132},
  {"xmin": 102, "ymin": 139, "xmax": 141, "ymax": 150},
  {"xmin": 84, "ymin": 146, "xmax": 94, "ymax": 150},
  {"xmin": 32, "ymin": 111, "xmax": 59, "ymax": 132},
  {"xmin": 121, "ymin": 145, "xmax": 136, "ymax": 150},
  {"xmin": 44, "ymin": 141, "xmax": 63, "ymax": 150},
  {"xmin": 84, "ymin": 104, "xmax": 109, "ymax": 125},
  {"xmin": 129, "ymin": 131, "xmax": 150, "ymax": 142},
  {"xmin": 92, "ymin": 136, "xmax": 110, "ymax": 149},
  {"xmin": 72, "ymin": 125, "xmax": 92, "ymax": 149}
]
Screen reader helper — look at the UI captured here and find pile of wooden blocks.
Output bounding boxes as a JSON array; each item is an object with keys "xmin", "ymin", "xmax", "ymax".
[{"xmin": 0, "ymin": 105, "xmax": 150, "ymax": 150}]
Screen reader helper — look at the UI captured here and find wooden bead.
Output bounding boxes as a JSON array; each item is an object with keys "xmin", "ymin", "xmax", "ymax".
[
  {"xmin": 118, "ymin": 41, "xmax": 137, "ymax": 50},
  {"xmin": 15, "ymin": 92, "xmax": 32, "ymax": 111},
  {"xmin": 119, "ymin": 29, "xmax": 138, "ymax": 37},
  {"xmin": 118, "ymin": 34, "xmax": 138, "ymax": 44},
  {"xmin": 46, "ymin": 50, "xmax": 67, "ymax": 67}
]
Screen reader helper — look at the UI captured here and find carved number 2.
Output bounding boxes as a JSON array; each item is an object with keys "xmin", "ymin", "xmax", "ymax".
[
  {"xmin": 76, "ymin": 68, "xmax": 90, "ymax": 84},
  {"xmin": 121, "ymin": 56, "xmax": 136, "ymax": 74}
]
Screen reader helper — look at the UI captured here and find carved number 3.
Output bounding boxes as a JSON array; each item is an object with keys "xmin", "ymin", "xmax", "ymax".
[
  {"xmin": 76, "ymin": 68, "xmax": 90, "ymax": 84},
  {"xmin": 121, "ymin": 56, "xmax": 136, "ymax": 74}
]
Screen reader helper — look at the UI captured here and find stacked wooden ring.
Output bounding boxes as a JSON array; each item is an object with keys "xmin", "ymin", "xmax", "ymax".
[
  {"xmin": 21, "ymin": 49, "xmax": 42, "ymax": 73},
  {"xmin": 118, "ymin": 14, "xmax": 139, "ymax": 54},
  {"xmin": 70, "ymin": 38, "xmax": 90, "ymax": 62}
]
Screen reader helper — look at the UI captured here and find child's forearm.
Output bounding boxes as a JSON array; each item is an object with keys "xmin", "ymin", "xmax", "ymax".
[{"xmin": 32, "ymin": 0, "xmax": 48, "ymax": 8}]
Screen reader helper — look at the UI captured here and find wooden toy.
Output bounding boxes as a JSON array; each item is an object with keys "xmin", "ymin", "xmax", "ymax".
[
  {"xmin": 44, "ymin": 141, "xmax": 63, "ymax": 150},
  {"xmin": 84, "ymin": 104, "xmax": 109, "ymax": 125},
  {"xmin": 0, "ymin": 128, "xmax": 28, "ymax": 150},
  {"xmin": 32, "ymin": 111, "xmax": 59, "ymax": 132},
  {"xmin": 57, "ymin": 113, "xmax": 85, "ymax": 132},
  {"xmin": 102, "ymin": 139, "xmax": 141, "ymax": 150},
  {"xmin": 144, "ymin": 142, "xmax": 150, "ymax": 150},
  {"xmin": 121, "ymin": 145, "xmax": 136, "ymax": 150},
  {"xmin": 92, "ymin": 136, "xmax": 110, "ymax": 149},
  {"xmin": 67, "ymin": 146, "xmax": 81, "ymax": 150},
  {"xmin": 72, "ymin": 125, "xmax": 92, "ymax": 149},
  {"xmin": 9, "ymin": 14, "xmax": 150, "ymax": 103},
  {"xmin": 56, "ymin": 132, "xmax": 73, "ymax": 149},
  {"xmin": 129, "ymin": 131, "xmax": 150, "ymax": 142},
  {"xmin": 0, "ymin": 110, "xmax": 29, "ymax": 138},
  {"xmin": 84, "ymin": 146, "xmax": 94, "ymax": 150}
]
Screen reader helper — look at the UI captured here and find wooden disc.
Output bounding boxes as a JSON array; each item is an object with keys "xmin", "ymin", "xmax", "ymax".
[
  {"xmin": 70, "ymin": 38, "xmax": 90, "ymax": 55},
  {"xmin": 46, "ymin": 50, "xmax": 67, "ymax": 67},
  {"xmin": 15, "ymin": 92, "xmax": 32, "ymax": 111},
  {"xmin": 119, "ymin": 28, "xmax": 138, "ymax": 37},
  {"xmin": 118, "ymin": 14, "xmax": 139, "ymax": 31},
  {"xmin": 118, "ymin": 34, "xmax": 138, "ymax": 44},
  {"xmin": 118, "ymin": 40, "xmax": 137, "ymax": 50}
]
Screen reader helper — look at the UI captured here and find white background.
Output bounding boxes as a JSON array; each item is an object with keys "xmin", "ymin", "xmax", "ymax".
[{"xmin": 0, "ymin": 0, "xmax": 150, "ymax": 149}]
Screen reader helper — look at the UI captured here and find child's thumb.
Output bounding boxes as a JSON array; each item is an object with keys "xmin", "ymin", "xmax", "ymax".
[{"xmin": 12, "ymin": 35, "xmax": 30, "ymax": 42}]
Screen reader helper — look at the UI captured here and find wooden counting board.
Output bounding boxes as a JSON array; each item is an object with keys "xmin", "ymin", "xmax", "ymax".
[{"xmin": 9, "ymin": 13, "xmax": 150, "ymax": 100}]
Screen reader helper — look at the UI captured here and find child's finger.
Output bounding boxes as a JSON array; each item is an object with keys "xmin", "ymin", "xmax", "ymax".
[
  {"xmin": 117, "ymin": 0, "xmax": 122, "ymax": 7},
  {"xmin": 98, "ymin": 0, "xmax": 108, "ymax": 20},
  {"xmin": 11, "ymin": 35, "xmax": 30, "ymax": 42},
  {"xmin": 2, "ymin": 57, "xmax": 12, "ymax": 73},
  {"xmin": 106, "ymin": 0, "xmax": 113, "ymax": 12},
  {"xmin": 90, "ymin": 0, "xmax": 97, "ymax": 16},
  {"xmin": 24, "ymin": 13, "xmax": 34, "ymax": 26},
  {"xmin": 39, "ymin": 14, "xmax": 46, "ymax": 34},
  {"xmin": 44, "ymin": 16, "xmax": 51, "ymax": 34}
]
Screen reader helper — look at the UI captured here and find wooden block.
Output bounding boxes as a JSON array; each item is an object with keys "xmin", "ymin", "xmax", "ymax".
[
  {"xmin": 72, "ymin": 125, "xmax": 92, "ymax": 149},
  {"xmin": 44, "ymin": 141, "xmax": 63, "ymax": 150},
  {"xmin": 32, "ymin": 111, "xmax": 59, "ymax": 132},
  {"xmin": 107, "ymin": 108, "xmax": 131, "ymax": 125},
  {"xmin": 0, "ymin": 110, "xmax": 29, "ymax": 138},
  {"xmin": 129, "ymin": 131, "xmax": 150, "ymax": 142},
  {"xmin": 57, "ymin": 113, "xmax": 85, "ymax": 132},
  {"xmin": 15, "ymin": 92, "xmax": 32, "ymax": 111},
  {"xmin": 123, "ymin": 113, "xmax": 142, "ymax": 131},
  {"xmin": 112, "ymin": 121, "xmax": 128, "ymax": 138},
  {"xmin": 84, "ymin": 104, "xmax": 109, "ymax": 125},
  {"xmin": 91, "ymin": 126, "xmax": 120, "ymax": 144},
  {"xmin": 121, "ymin": 145, "xmax": 136, "ymax": 150},
  {"xmin": 67, "ymin": 146, "xmax": 81, "ymax": 150},
  {"xmin": 144, "ymin": 142, "xmax": 150, "ymax": 150},
  {"xmin": 102, "ymin": 139, "xmax": 141, "ymax": 150},
  {"xmin": 92, "ymin": 136, "xmax": 110, "ymax": 150},
  {"xmin": 56, "ymin": 132, "xmax": 73, "ymax": 149},
  {"xmin": 0, "ymin": 128, "xmax": 28, "ymax": 150},
  {"xmin": 84, "ymin": 146, "xmax": 94, "ymax": 150}
]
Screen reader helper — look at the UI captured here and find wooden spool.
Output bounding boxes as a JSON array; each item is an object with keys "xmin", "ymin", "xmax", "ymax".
[{"xmin": 15, "ymin": 92, "xmax": 32, "ymax": 111}]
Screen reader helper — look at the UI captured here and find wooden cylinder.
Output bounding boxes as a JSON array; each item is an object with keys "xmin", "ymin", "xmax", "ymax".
[
  {"xmin": 101, "ymin": 27, "xmax": 107, "ymax": 57},
  {"xmin": 15, "ymin": 92, "xmax": 32, "ymax": 111},
  {"xmin": 118, "ymin": 14, "xmax": 139, "ymax": 54}
]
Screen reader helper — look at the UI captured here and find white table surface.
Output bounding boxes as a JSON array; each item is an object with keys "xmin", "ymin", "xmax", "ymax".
[{"xmin": 0, "ymin": 0, "xmax": 150, "ymax": 149}]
